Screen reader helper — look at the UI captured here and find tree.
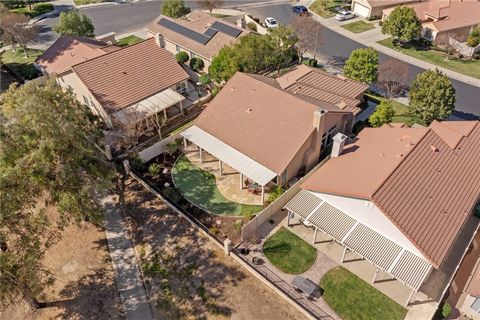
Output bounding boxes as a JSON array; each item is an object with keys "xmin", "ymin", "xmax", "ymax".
[
  {"xmin": 381, "ymin": 6, "xmax": 421, "ymax": 43},
  {"xmin": 377, "ymin": 59, "xmax": 408, "ymax": 98},
  {"xmin": 409, "ymin": 69, "xmax": 455, "ymax": 124},
  {"xmin": 175, "ymin": 51, "xmax": 189, "ymax": 63},
  {"xmin": 53, "ymin": 10, "xmax": 94, "ymax": 37},
  {"xmin": 344, "ymin": 47, "xmax": 378, "ymax": 84},
  {"xmin": 0, "ymin": 11, "xmax": 39, "ymax": 57},
  {"xmin": 200, "ymin": 0, "xmax": 223, "ymax": 15},
  {"xmin": 466, "ymin": 26, "xmax": 480, "ymax": 47},
  {"xmin": 148, "ymin": 109, "xmax": 167, "ymax": 141},
  {"xmin": 369, "ymin": 100, "xmax": 395, "ymax": 127},
  {"xmin": 290, "ymin": 15, "xmax": 323, "ymax": 62},
  {"xmin": 209, "ymin": 45, "xmax": 240, "ymax": 82},
  {"xmin": 266, "ymin": 26, "xmax": 298, "ymax": 74},
  {"xmin": 161, "ymin": 0, "xmax": 190, "ymax": 18},
  {"xmin": 0, "ymin": 79, "xmax": 113, "ymax": 310}
]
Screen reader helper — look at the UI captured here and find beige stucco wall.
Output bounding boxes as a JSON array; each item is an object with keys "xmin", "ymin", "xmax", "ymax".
[
  {"xmin": 433, "ymin": 25, "xmax": 476, "ymax": 45},
  {"xmin": 59, "ymin": 71, "xmax": 113, "ymax": 128}
]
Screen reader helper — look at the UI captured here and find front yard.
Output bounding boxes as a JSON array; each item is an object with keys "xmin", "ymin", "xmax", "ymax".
[
  {"xmin": 11, "ymin": 2, "xmax": 54, "ymax": 17},
  {"xmin": 309, "ymin": 0, "xmax": 346, "ymax": 18},
  {"xmin": 378, "ymin": 38, "xmax": 480, "ymax": 79},
  {"xmin": 263, "ymin": 227, "xmax": 317, "ymax": 274},
  {"xmin": 320, "ymin": 267, "xmax": 407, "ymax": 320},
  {"xmin": 1, "ymin": 48, "xmax": 44, "ymax": 80},
  {"xmin": 117, "ymin": 35, "xmax": 143, "ymax": 47},
  {"xmin": 341, "ymin": 21, "xmax": 375, "ymax": 33}
]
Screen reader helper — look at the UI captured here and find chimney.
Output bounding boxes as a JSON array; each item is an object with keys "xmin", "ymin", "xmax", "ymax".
[
  {"xmin": 331, "ymin": 133, "xmax": 348, "ymax": 158},
  {"xmin": 237, "ymin": 18, "xmax": 246, "ymax": 29},
  {"xmin": 155, "ymin": 33, "xmax": 165, "ymax": 48},
  {"xmin": 313, "ymin": 109, "xmax": 326, "ymax": 131}
]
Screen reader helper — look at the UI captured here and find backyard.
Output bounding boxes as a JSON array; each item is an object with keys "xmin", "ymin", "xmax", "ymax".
[
  {"xmin": 172, "ymin": 154, "xmax": 263, "ymax": 217},
  {"xmin": 121, "ymin": 178, "xmax": 307, "ymax": 320},
  {"xmin": 1, "ymin": 48, "xmax": 44, "ymax": 80},
  {"xmin": 320, "ymin": 267, "xmax": 407, "ymax": 320},
  {"xmin": 263, "ymin": 227, "xmax": 317, "ymax": 274},
  {"xmin": 117, "ymin": 35, "xmax": 143, "ymax": 47},
  {"xmin": 378, "ymin": 38, "xmax": 480, "ymax": 79},
  {"xmin": 341, "ymin": 21, "xmax": 375, "ymax": 33}
]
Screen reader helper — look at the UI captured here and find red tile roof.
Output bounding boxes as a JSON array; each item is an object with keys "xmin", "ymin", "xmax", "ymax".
[
  {"xmin": 302, "ymin": 121, "xmax": 480, "ymax": 267},
  {"xmin": 72, "ymin": 38, "xmax": 189, "ymax": 113}
]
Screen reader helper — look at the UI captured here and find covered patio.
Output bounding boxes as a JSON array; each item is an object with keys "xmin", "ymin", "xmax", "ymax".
[{"xmin": 181, "ymin": 125, "xmax": 278, "ymax": 204}]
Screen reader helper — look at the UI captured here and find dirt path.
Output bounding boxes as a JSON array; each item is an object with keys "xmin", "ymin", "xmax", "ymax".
[{"xmin": 121, "ymin": 178, "xmax": 308, "ymax": 320}]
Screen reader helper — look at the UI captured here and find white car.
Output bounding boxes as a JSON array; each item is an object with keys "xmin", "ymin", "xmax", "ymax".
[
  {"xmin": 265, "ymin": 17, "xmax": 279, "ymax": 28},
  {"xmin": 335, "ymin": 10, "xmax": 356, "ymax": 21}
]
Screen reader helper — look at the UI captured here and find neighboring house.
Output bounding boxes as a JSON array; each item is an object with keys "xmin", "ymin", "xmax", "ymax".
[
  {"xmin": 459, "ymin": 256, "xmax": 480, "ymax": 319},
  {"xmin": 382, "ymin": 0, "xmax": 480, "ymax": 45},
  {"xmin": 37, "ymin": 37, "xmax": 190, "ymax": 146},
  {"xmin": 147, "ymin": 10, "xmax": 249, "ymax": 71},
  {"xmin": 285, "ymin": 120, "xmax": 480, "ymax": 307},
  {"xmin": 180, "ymin": 69, "xmax": 367, "ymax": 201},
  {"xmin": 351, "ymin": 0, "xmax": 420, "ymax": 19}
]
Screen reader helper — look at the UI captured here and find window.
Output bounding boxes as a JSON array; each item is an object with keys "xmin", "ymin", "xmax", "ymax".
[
  {"xmin": 176, "ymin": 82, "xmax": 187, "ymax": 94},
  {"xmin": 82, "ymin": 95, "xmax": 89, "ymax": 105},
  {"xmin": 322, "ymin": 125, "xmax": 337, "ymax": 147},
  {"xmin": 471, "ymin": 298, "xmax": 480, "ymax": 313},
  {"xmin": 176, "ymin": 44, "xmax": 181, "ymax": 52}
]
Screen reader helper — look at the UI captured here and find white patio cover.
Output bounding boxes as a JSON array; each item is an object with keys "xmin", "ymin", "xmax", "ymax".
[
  {"xmin": 284, "ymin": 190, "xmax": 432, "ymax": 290},
  {"xmin": 181, "ymin": 125, "xmax": 277, "ymax": 186},
  {"xmin": 112, "ymin": 88, "xmax": 185, "ymax": 125}
]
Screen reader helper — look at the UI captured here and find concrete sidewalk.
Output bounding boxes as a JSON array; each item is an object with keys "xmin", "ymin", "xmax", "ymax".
[
  {"xmin": 307, "ymin": 5, "xmax": 480, "ymax": 88},
  {"xmin": 102, "ymin": 195, "xmax": 154, "ymax": 320}
]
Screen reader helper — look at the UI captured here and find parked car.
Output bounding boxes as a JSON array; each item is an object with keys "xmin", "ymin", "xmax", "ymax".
[
  {"xmin": 335, "ymin": 10, "xmax": 356, "ymax": 21},
  {"xmin": 292, "ymin": 5, "xmax": 309, "ymax": 16},
  {"xmin": 265, "ymin": 17, "xmax": 279, "ymax": 28}
]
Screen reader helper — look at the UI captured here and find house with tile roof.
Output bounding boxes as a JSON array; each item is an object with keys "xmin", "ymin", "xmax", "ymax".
[
  {"xmin": 180, "ymin": 69, "xmax": 367, "ymax": 202},
  {"xmin": 147, "ymin": 10, "xmax": 249, "ymax": 71},
  {"xmin": 284, "ymin": 120, "xmax": 480, "ymax": 312},
  {"xmin": 382, "ymin": 0, "xmax": 480, "ymax": 45},
  {"xmin": 351, "ymin": 0, "xmax": 421, "ymax": 20}
]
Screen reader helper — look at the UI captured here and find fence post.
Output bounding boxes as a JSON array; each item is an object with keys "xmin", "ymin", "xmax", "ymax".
[{"xmin": 123, "ymin": 160, "xmax": 131, "ymax": 175}]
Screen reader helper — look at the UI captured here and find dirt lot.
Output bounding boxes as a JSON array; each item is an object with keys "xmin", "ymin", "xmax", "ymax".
[
  {"xmin": 121, "ymin": 178, "xmax": 307, "ymax": 320},
  {"xmin": 0, "ymin": 214, "xmax": 123, "ymax": 320}
]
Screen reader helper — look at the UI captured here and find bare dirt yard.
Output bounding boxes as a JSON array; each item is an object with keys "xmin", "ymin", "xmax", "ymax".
[
  {"xmin": 0, "ymin": 211, "xmax": 123, "ymax": 320},
  {"xmin": 121, "ymin": 177, "xmax": 307, "ymax": 320}
]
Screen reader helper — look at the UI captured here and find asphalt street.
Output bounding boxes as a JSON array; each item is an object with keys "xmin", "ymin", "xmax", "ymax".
[{"xmin": 35, "ymin": 0, "xmax": 479, "ymax": 116}]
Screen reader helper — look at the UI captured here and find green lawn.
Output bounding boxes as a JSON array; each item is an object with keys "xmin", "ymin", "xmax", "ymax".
[
  {"xmin": 378, "ymin": 38, "xmax": 480, "ymax": 79},
  {"xmin": 341, "ymin": 20, "xmax": 375, "ymax": 33},
  {"xmin": 73, "ymin": 0, "xmax": 107, "ymax": 5},
  {"xmin": 117, "ymin": 35, "xmax": 144, "ymax": 47},
  {"xmin": 263, "ymin": 227, "xmax": 317, "ymax": 274},
  {"xmin": 11, "ymin": 3, "xmax": 54, "ymax": 18},
  {"xmin": 310, "ymin": 0, "xmax": 344, "ymax": 18},
  {"xmin": 364, "ymin": 92, "xmax": 426, "ymax": 126},
  {"xmin": 1, "ymin": 48, "xmax": 44, "ymax": 80},
  {"xmin": 172, "ymin": 155, "xmax": 263, "ymax": 216},
  {"xmin": 320, "ymin": 267, "xmax": 407, "ymax": 320}
]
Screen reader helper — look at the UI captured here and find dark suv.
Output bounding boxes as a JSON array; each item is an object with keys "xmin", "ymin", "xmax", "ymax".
[{"xmin": 292, "ymin": 5, "xmax": 309, "ymax": 16}]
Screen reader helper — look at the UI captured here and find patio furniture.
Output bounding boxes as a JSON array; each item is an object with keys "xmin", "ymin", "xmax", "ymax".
[
  {"xmin": 291, "ymin": 276, "xmax": 321, "ymax": 300},
  {"xmin": 252, "ymin": 256, "xmax": 264, "ymax": 265}
]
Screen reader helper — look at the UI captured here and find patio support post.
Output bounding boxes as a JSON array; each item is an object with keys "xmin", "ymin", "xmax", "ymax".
[
  {"xmin": 183, "ymin": 137, "xmax": 188, "ymax": 150},
  {"xmin": 372, "ymin": 268, "xmax": 379, "ymax": 284},
  {"xmin": 287, "ymin": 211, "xmax": 291, "ymax": 226},
  {"xmin": 218, "ymin": 160, "xmax": 223, "ymax": 176},
  {"xmin": 313, "ymin": 227, "xmax": 318, "ymax": 244},
  {"xmin": 163, "ymin": 109, "xmax": 167, "ymax": 120},
  {"xmin": 405, "ymin": 289, "xmax": 416, "ymax": 307},
  {"xmin": 239, "ymin": 173, "xmax": 243, "ymax": 189},
  {"xmin": 261, "ymin": 185, "xmax": 265, "ymax": 204},
  {"xmin": 199, "ymin": 147, "xmax": 203, "ymax": 163},
  {"xmin": 180, "ymin": 101, "xmax": 184, "ymax": 115},
  {"xmin": 341, "ymin": 246, "xmax": 348, "ymax": 263}
]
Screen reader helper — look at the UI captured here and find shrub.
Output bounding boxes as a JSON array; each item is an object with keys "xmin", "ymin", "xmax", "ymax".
[
  {"xmin": 130, "ymin": 157, "xmax": 145, "ymax": 172},
  {"xmin": 234, "ymin": 220, "xmax": 243, "ymax": 234},
  {"xmin": 208, "ymin": 226, "xmax": 220, "ymax": 236},
  {"xmin": 267, "ymin": 186, "xmax": 285, "ymax": 204},
  {"xmin": 189, "ymin": 57, "xmax": 204, "ymax": 71},
  {"xmin": 176, "ymin": 51, "xmax": 189, "ymax": 63},
  {"xmin": 368, "ymin": 100, "xmax": 395, "ymax": 127},
  {"xmin": 148, "ymin": 163, "xmax": 162, "ymax": 177},
  {"xmin": 302, "ymin": 58, "xmax": 318, "ymax": 67},
  {"xmin": 246, "ymin": 21, "xmax": 257, "ymax": 32},
  {"xmin": 441, "ymin": 302, "xmax": 452, "ymax": 318},
  {"xmin": 211, "ymin": 87, "xmax": 221, "ymax": 97},
  {"xmin": 199, "ymin": 73, "xmax": 211, "ymax": 85},
  {"xmin": 467, "ymin": 27, "xmax": 480, "ymax": 48}
]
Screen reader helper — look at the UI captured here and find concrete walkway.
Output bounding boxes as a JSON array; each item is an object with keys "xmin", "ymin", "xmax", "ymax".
[
  {"xmin": 307, "ymin": 5, "xmax": 480, "ymax": 88},
  {"xmin": 102, "ymin": 195, "xmax": 154, "ymax": 320}
]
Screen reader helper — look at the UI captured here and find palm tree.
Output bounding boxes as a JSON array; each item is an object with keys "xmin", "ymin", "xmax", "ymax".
[{"xmin": 200, "ymin": 0, "xmax": 223, "ymax": 15}]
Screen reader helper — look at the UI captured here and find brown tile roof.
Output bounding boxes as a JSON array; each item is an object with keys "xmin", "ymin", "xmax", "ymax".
[
  {"xmin": 277, "ymin": 65, "xmax": 368, "ymax": 115},
  {"xmin": 35, "ymin": 35, "xmax": 118, "ymax": 75},
  {"xmin": 194, "ymin": 72, "xmax": 320, "ymax": 174},
  {"xmin": 71, "ymin": 38, "xmax": 189, "ymax": 113},
  {"xmin": 302, "ymin": 121, "xmax": 480, "ymax": 267},
  {"xmin": 147, "ymin": 11, "xmax": 249, "ymax": 60},
  {"xmin": 367, "ymin": 0, "xmax": 419, "ymax": 8}
]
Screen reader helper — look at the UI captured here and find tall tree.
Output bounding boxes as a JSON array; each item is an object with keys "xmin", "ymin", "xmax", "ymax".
[
  {"xmin": 343, "ymin": 47, "xmax": 378, "ymax": 84},
  {"xmin": 381, "ymin": 6, "xmax": 421, "ymax": 43},
  {"xmin": 377, "ymin": 59, "xmax": 408, "ymax": 98},
  {"xmin": 208, "ymin": 45, "xmax": 240, "ymax": 83},
  {"xmin": 409, "ymin": 69, "xmax": 455, "ymax": 124},
  {"xmin": 369, "ymin": 100, "xmax": 395, "ymax": 127},
  {"xmin": 0, "ymin": 11, "xmax": 39, "ymax": 57},
  {"xmin": 0, "ymin": 79, "xmax": 113, "ymax": 310},
  {"xmin": 266, "ymin": 25, "xmax": 298, "ymax": 74},
  {"xmin": 53, "ymin": 10, "xmax": 94, "ymax": 37},
  {"xmin": 161, "ymin": 0, "xmax": 190, "ymax": 18},
  {"xmin": 200, "ymin": 0, "xmax": 223, "ymax": 15},
  {"xmin": 290, "ymin": 15, "xmax": 323, "ymax": 62}
]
